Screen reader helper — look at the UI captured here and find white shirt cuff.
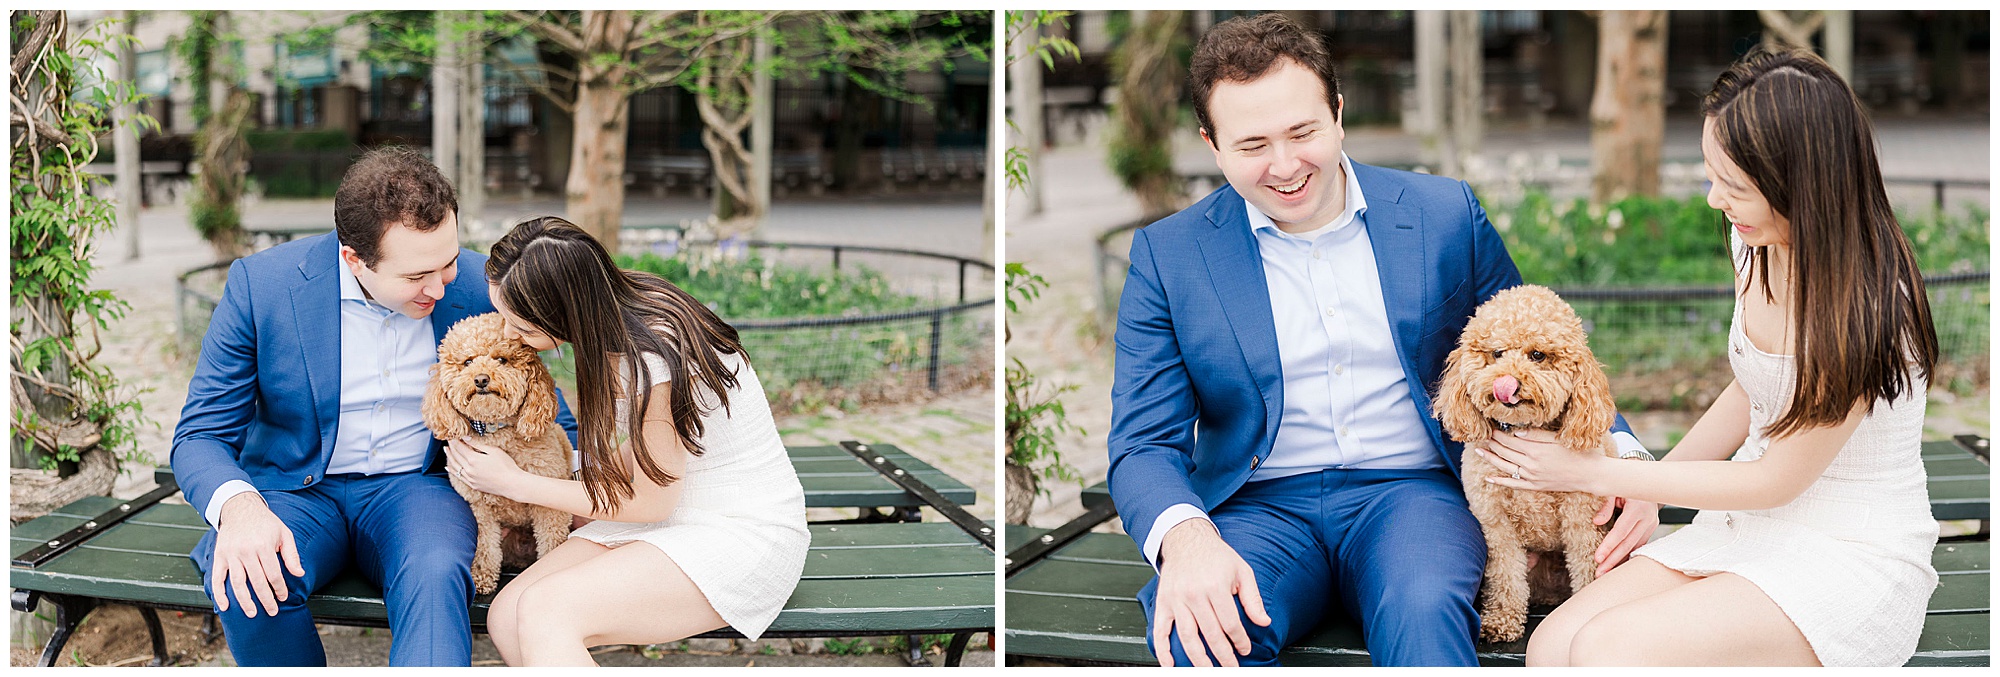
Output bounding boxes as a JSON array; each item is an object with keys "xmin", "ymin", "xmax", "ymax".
[
  {"xmin": 205, "ymin": 480, "xmax": 260, "ymax": 529},
  {"xmin": 1611, "ymin": 431, "xmax": 1651, "ymax": 461},
  {"xmin": 1142, "ymin": 503, "xmax": 1211, "ymax": 572}
]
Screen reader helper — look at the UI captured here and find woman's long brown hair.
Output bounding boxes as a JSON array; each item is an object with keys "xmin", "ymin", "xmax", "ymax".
[
  {"xmin": 1703, "ymin": 47, "xmax": 1938, "ymax": 437},
  {"xmin": 487, "ymin": 217, "xmax": 747, "ymax": 514}
]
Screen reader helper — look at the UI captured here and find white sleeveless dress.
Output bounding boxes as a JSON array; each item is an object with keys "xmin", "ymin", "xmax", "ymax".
[
  {"xmin": 567, "ymin": 348, "xmax": 809, "ymax": 640},
  {"xmin": 1632, "ymin": 237, "xmax": 1939, "ymax": 666}
]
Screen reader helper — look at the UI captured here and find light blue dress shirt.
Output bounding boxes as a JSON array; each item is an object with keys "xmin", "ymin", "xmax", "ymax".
[{"xmin": 203, "ymin": 248, "xmax": 439, "ymax": 526}]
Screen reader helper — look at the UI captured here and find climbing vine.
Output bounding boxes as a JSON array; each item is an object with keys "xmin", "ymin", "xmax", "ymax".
[{"xmin": 10, "ymin": 10, "xmax": 150, "ymax": 480}]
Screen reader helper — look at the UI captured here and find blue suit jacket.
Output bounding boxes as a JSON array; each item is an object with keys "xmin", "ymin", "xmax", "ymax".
[
  {"xmin": 1107, "ymin": 162, "xmax": 1631, "ymax": 554},
  {"xmin": 171, "ymin": 232, "xmax": 579, "ymax": 519}
]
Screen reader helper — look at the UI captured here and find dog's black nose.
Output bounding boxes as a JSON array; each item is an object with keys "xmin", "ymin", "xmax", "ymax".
[{"xmin": 473, "ymin": 374, "xmax": 489, "ymax": 389}]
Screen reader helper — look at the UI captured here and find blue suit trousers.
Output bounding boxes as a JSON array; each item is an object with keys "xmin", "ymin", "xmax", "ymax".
[
  {"xmin": 1138, "ymin": 468, "xmax": 1486, "ymax": 666},
  {"xmin": 191, "ymin": 471, "xmax": 476, "ymax": 666}
]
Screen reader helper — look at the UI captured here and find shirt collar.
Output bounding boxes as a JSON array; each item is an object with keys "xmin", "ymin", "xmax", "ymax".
[{"xmin": 1245, "ymin": 152, "xmax": 1368, "ymax": 238}]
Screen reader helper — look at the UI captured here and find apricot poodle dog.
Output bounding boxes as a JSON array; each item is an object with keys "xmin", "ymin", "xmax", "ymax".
[
  {"xmin": 1434, "ymin": 285, "xmax": 1619, "ymax": 643},
  {"xmin": 422, "ymin": 313, "xmax": 573, "ymax": 595}
]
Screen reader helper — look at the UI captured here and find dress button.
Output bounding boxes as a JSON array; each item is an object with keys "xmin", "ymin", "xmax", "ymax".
[{"xmin": 1734, "ymin": 344, "xmax": 1744, "ymax": 356}]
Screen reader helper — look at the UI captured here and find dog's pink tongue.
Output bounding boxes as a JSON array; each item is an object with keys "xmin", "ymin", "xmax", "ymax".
[{"xmin": 1493, "ymin": 375, "xmax": 1521, "ymax": 404}]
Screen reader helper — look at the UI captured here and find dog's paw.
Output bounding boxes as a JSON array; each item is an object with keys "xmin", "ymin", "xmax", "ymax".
[
  {"xmin": 1480, "ymin": 614, "xmax": 1526, "ymax": 644},
  {"xmin": 472, "ymin": 566, "xmax": 501, "ymax": 595}
]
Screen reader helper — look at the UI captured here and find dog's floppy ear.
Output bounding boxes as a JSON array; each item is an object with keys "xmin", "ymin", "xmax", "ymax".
[
  {"xmin": 1435, "ymin": 337, "xmax": 1495, "ymax": 444},
  {"xmin": 423, "ymin": 363, "xmax": 472, "ymax": 440},
  {"xmin": 516, "ymin": 354, "xmax": 559, "ymax": 440},
  {"xmin": 1556, "ymin": 346, "xmax": 1616, "ymax": 452}
]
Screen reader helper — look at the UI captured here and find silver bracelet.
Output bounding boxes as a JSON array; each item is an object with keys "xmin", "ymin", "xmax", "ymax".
[{"xmin": 1618, "ymin": 448, "xmax": 1656, "ymax": 462}]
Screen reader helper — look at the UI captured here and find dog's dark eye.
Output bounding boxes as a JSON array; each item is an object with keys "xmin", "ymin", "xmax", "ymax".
[
  {"xmin": 1491, "ymin": 349, "xmax": 1504, "ymax": 359},
  {"xmin": 1528, "ymin": 350, "xmax": 1546, "ymax": 362},
  {"xmin": 495, "ymin": 356, "xmax": 508, "ymax": 365},
  {"xmin": 461, "ymin": 358, "xmax": 473, "ymax": 367}
]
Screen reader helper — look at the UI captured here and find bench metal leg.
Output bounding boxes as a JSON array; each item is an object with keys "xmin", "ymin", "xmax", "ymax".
[
  {"xmin": 35, "ymin": 594, "xmax": 98, "ymax": 667},
  {"xmin": 944, "ymin": 632, "xmax": 973, "ymax": 667},
  {"xmin": 905, "ymin": 635, "xmax": 930, "ymax": 667},
  {"xmin": 200, "ymin": 613, "xmax": 221, "ymax": 645},
  {"xmin": 137, "ymin": 606, "xmax": 171, "ymax": 666}
]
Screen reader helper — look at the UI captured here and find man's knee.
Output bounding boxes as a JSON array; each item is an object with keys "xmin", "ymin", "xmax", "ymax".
[{"xmin": 1149, "ymin": 620, "xmax": 1285, "ymax": 667}]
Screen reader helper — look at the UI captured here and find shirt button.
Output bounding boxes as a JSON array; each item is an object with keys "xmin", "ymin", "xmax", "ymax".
[
  {"xmin": 1339, "ymin": 425, "xmax": 1352, "ymax": 437},
  {"xmin": 1324, "ymin": 307, "xmax": 1336, "ymax": 317},
  {"xmin": 376, "ymin": 403, "xmax": 385, "ymax": 412},
  {"xmin": 1333, "ymin": 364, "xmax": 1345, "ymax": 375},
  {"xmin": 1312, "ymin": 250, "xmax": 1321, "ymax": 260},
  {"xmin": 381, "ymin": 368, "xmax": 391, "ymax": 378}
]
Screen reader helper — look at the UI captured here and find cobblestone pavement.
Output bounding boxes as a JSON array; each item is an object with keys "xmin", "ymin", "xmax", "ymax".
[{"xmin": 1006, "ymin": 114, "xmax": 1989, "ymax": 530}]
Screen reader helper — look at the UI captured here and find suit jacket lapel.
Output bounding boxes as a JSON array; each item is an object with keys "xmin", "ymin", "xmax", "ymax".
[
  {"xmin": 292, "ymin": 235, "xmax": 343, "ymax": 459},
  {"xmin": 1357, "ymin": 165, "xmax": 1427, "ymax": 373},
  {"xmin": 1195, "ymin": 190, "xmax": 1284, "ymax": 428}
]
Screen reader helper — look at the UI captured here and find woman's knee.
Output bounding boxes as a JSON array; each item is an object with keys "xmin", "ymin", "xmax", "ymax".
[
  {"xmin": 1524, "ymin": 605, "xmax": 1590, "ymax": 667},
  {"xmin": 1566, "ymin": 606, "xmax": 1650, "ymax": 666}
]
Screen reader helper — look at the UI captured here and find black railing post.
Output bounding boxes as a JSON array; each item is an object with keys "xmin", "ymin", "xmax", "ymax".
[
  {"xmin": 927, "ymin": 309, "xmax": 944, "ymax": 391},
  {"xmin": 1935, "ymin": 180, "xmax": 1946, "ymax": 211},
  {"xmin": 958, "ymin": 259, "xmax": 968, "ymax": 303},
  {"xmin": 832, "ymin": 246, "xmax": 842, "ymax": 272}
]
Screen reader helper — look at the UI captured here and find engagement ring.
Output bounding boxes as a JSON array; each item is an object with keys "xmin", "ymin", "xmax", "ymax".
[{"xmin": 1511, "ymin": 469, "xmax": 1521, "ymax": 480}]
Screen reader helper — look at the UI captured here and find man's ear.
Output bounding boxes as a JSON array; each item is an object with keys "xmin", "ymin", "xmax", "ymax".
[
  {"xmin": 1334, "ymin": 94, "xmax": 1344, "ymax": 122},
  {"xmin": 339, "ymin": 245, "xmax": 367, "ymax": 276},
  {"xmin": 1199, "ymin": 127, "xmax": 1214, "ymax": 149}
]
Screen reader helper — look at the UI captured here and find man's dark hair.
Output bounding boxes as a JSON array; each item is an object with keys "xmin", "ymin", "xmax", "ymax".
[
  {"xmin": 1189, "ymin": 13, "xmax": 1342, "ymax": 147},
  {"xmin": 333, "ymin": 146, "xmax": 458, "ymax": 267}
]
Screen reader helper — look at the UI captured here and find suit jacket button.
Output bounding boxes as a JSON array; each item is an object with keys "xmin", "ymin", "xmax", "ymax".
[
  {"xmin": 303, "ymin": 475, "xmax": 314, "ymax": 486},
  {"xmin": 1250, "ymin": 456, "xmax": 1261, "ymax": 469}
]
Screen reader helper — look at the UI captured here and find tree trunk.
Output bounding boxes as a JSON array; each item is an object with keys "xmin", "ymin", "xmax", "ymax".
[
  {"xmin": 696, "ymin": 31, "xmax": 760, "ymax": 241},
  {"xmin": 1447, "ymin": 10, "xmax": 1483, "ymax": 178},
  {"xmin": 116, "ymin": 10, "xmax": 140, "ymax": 262},
  {"xmin": 1108, "ymin": 10, "xmax": 1187, "ymax": 219},
  {"xmin": 564, "ymin": 10, "xmax": 636, "ymax": 253},
  {"xmin": 1588, "ymin": 10, "xmax": 1667, "ymax": 206},
  {"xmin": 1007, "ymin": 18, "xmax": 1045, "ymax": 217},
  {"xmin": 1004, "ymin": 462, "xmax": 1039, "ymax": 525},
  {"xmin": 1411, "ymin": 11, "xmax": 1448, "ymax": 171}
]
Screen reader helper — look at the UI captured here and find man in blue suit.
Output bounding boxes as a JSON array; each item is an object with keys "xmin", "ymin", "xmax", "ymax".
[
  {"xmin": 171, "ymin": 147, "xmax": 577, "ymax": 666},
  {"xmin": 1108, "ymin": 14, "xmax": 1660, "ymax": 667}
]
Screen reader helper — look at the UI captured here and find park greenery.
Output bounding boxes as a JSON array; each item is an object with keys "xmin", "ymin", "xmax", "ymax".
[
  {"xmin": 10, "ymin": 10, "xmax": 150, "ymax": 509},
  {"xmin": 551, "ymin": 249, "xmax": 995, "ymax": 413},
  {"xmin": 1004, "ymin": 263, "xmax": 1084, "ymax": 522}
]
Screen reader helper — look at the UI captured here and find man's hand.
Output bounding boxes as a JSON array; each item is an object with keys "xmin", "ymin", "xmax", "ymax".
[
  {"xmin": 211, "ymin": 493, "xmax": 305, "ymax": 618},
  {"xmin": 1592, "ymin": 494, "xmax": 1659, "ymax": 577},
  {"xmin": 1152, "ymin": 519, "xmax": 1270, "ymax": 667}
]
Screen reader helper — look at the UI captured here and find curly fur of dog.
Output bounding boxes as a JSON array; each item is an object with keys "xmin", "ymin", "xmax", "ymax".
[
  {"xmin": 422, "ymin": 313, "xmax": 574, "ymax": 595},
  {"xmin": 1434, "ymin": 285, "xmax": 1620, "ymax": 643}
]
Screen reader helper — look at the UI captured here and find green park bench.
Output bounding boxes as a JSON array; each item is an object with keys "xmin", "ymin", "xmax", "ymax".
[
  {"xmin": 1005, "ymin": 436, "xmax": 1990, "ymax": 666},
  {"xmin": 12, "ymin": 442, "xmax": 993, "ymax": 667}
]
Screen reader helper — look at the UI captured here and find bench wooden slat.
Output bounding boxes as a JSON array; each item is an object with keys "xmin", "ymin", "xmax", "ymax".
[
  {"xmin": 1004, "ymin": 527, "xmax": 1987, "ymax": 665},
  {"xmin": 14, "ymin": 503, "xmax": 993, "ymax": 634}
]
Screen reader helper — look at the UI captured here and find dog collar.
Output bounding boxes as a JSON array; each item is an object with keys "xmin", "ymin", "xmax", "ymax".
[{"xmin": 468, "ymin": 419, "xmax": 510, "ymax": 436}]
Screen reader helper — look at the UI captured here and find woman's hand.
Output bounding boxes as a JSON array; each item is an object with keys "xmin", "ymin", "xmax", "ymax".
[
  {"xmin": 1477, "ymin": 429, "xmax": 1610, "ymax": 495},
  {"xmin": 445, "ymin": 436, "xmax": 527, "ymax": 500},
  {"xmin": 1592, "ymin": 495, "xmax": 1659, "ymax": 577}
]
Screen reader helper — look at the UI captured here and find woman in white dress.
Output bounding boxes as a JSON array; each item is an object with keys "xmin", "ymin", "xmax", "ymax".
[
  {"xmin": 443, "ymin": 217, "xmax": 808, "ymax": 666},
  {"xmin": 1477, "ymin": 48, "xmax": 1941, "ymax": 666}
]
